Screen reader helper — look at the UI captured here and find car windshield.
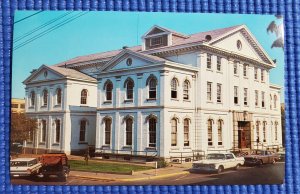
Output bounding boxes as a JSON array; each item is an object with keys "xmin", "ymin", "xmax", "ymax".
[
  {"xmin": 207, "ymin": 154, "xmax": 225, "ymax": 160},
  {"xmin": 252, "ymin": 150, "xmax": 264, "ymax": 155},
  {"xmin": 10, "ymin": 161, "xmax": 28, "ymax": 167}
]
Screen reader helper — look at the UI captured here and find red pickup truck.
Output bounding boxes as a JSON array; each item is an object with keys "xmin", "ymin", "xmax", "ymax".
[{"xmin": 40, "ymin": 153, "xmax": 70, "ymax": 180}]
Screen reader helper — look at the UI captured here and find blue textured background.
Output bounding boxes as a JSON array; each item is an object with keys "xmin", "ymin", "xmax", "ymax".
[{"xmin": 0, "ymin": 0, "xmax": 298, "ymax": 193}]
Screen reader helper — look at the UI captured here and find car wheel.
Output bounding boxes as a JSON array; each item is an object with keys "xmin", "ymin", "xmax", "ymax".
[
  {"xmin": 235, "ymin": 164, "xmax": 241, "ymax": 170},
  {"xmin": 272, "ymin": 159, "xmax": 276, "ymax": 164},
  {"xmin": 258, "ymin": 160, "xmax": 263, "ymax": 166},
  {"xmin": 217, "ymin": 166, "xmax": 224, "ymax": 174}
]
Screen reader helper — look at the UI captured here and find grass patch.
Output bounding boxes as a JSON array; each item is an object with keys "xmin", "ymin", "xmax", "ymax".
[{"xmin": 69, "ymin": 160, "xmax": 153, "ymax": 173}]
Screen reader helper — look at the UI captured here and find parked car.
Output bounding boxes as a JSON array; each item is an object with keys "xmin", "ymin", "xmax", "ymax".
[
  {"xmin": 39, "ymin": 153, "xmax": 70, "ymax": 180},
  {"xmin": 191, "ymin": 153, "xmax": 245, "ymax": 174},
  {"xmin": 244, "ymin": 150, "xmax": 280, "ymax": 166},
  {"xmin": 10, "ymin": 158, "xmax": 42, "ymax": 177}
]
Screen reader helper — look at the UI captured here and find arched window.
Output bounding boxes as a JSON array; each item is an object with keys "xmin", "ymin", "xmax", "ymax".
[
  {"xmin": 256, "ymin": 121, "xmax": 260, "ymax": 142},
  {"xmin": 104, "ymin": 118, "xmax": 112, "ymax": 145},
  {"xmin": 42, "ymin": 89, "xmax": 48, "ymax": 106},
  {"xmin": 208, "ymin": 119, "xmax": 213, "ymax": 146},
  {"xmin": 217, "ymin": 119, "xmax": 223, "ymax": 145},
  {"xmin": 263, "ymin": 121, "xmax": 267, "ymax": 142},
  {"xmin": 79, "ymin": 120, "xmax": 87, "ymax": 142},
  {"xmin": 274, "ymin": 95, "xmax": 277, "ymax": 108},
  {"xmin": 148, "ymin": 78, "xmax": 157, "ymax": 99},
  {"xmin": 41, "ymin": 120, "xmax": 47, "ymax": 142},
  {"xmin": 149, "ymin": 118, "xmax": 156, "ymax": 147},
  {"xmin": 183, "ymin": 80, "xmax": 190, "ymax": 100},
  {"xmin": 56, "ymin": 88, "xmax": 62, "ymax": 105},
  {"xmin": 184, "ymin": 119, "xmax": 190, "ymax": 146},
  {"xmin": 81, "ymin": 89, "xmax": 88, "ymax": 104},
  {"xmin": 275, "ymin": 121, "xmax": 278, "ymax": 141},
  {"xmin": 126, "ymin": 79, "xmax": 134, "ymax": 100},
  {"xmin": 55, "ymin": 119, "xmax": 60, "ymax": 143},
  {"xmin": 171, "ymin": 119, "xmax": 177, "ymax": 146},
  {"xmin": 105, "ymin": 81, "xmax": 113, "ymax": 101},
  {"xmin": 125, "ymin": 118, "xmax": 133, "ymax": 145},
  {"xmin": 171, "ymin": 78, "xmax": 178, "ymax": 99}
]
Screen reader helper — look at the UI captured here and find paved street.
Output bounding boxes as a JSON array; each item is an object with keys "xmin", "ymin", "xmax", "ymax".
[{"xmin": 11, "ymin": 163, "xmax": 284, "ymax": 185}]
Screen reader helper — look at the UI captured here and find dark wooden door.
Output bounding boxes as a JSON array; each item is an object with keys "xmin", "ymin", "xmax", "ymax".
[{"xmin": 241, "ymin": 131, "xmax": 247, "ymax": 148}]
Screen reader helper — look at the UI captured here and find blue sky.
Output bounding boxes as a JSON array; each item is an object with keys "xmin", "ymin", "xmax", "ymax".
[{"xmin": 12, "ymin": 11, "xmax": 284, "ymax": 100}]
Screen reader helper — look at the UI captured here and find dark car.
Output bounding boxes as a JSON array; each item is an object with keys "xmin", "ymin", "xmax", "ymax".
[{"xmin": 244, "ymin": 150, "xmax": 279, "ymax": 166}]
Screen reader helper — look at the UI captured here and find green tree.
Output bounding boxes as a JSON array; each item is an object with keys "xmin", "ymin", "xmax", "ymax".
[{"xmin": 11, "ymin": 113, "xmax": 37, "ymax": 143}]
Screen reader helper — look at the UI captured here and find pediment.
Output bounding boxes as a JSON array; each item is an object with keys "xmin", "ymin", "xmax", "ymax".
[
  {"xmin": 23, "ymin": 65, "xmax": 64, "ymax": 84},
  {"xmin": 101, "ymin": 49, "xmax": 165, "ymax": 72},
  {"xmin": 209, "ymin": 26, "xmax": 274, "ymax": 65}
]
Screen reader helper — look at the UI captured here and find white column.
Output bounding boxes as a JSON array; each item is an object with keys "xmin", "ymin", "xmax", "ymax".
[
  {"xmin": 115, "ymin": 76, "xmax": 121, "ymax": 108},
  {"xmin": 97, "ymin": 79, "xmax": 102, "ymax": 108},
  {"xmin": 136, "ymin": 73, "xmax": 143, "ymax": 107}
]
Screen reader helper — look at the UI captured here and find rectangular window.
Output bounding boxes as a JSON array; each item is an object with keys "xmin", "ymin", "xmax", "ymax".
[
  {"xmin": 149, "ymin": 118, "xmax": 156, "ymax": 147},
  {"xmin": 207, "ymin": 82, "xmax": 212, "ymax": 101},
  {"xmin": 80, "ymin": 120, "xmax": 86, "ymax": 142},
  {"xmin": 11, "ymin": 104, "xmax": 18, "ymax": 108},
  {"xmin": 21, "ymin": 104, "xmax": 25, "ymax": 109},
  {"xmin": 254, "ymin": 67, "xmax": 258, "ymax": 80},
  {"xmin": 255, "ymin": 90, "xmax": 259, "ymax": 106},
  {"xmin": 41, "ymin": 120, "xmax": 46, "ymax": 142},
  {"xmin": 256, "ymin": 122, "xmax": 260, "ymax": 142},
  {"xmin": 184, "ymin": 119, "xmax": 189, "ymax": 147},
  {"xmin": 261, "ymin": 69, "xmax": 264, "ymax": 82},
  {"xmin": 244, "ymin": 88, "xmax": 248, "ymax": 106},
  {"xmin": 263, "ymin": 122, "xmax": 266, "ymax": 142},
  {"xmin": 261, "ymin": 91, "xmax": 265, "ymax": 108},
  {"xmin": 243, "ymin": 64, "xmax": 248, "ymax": 77},
  {"xmin": 171, "ymin": 119, "xmax": 177, "ymax": 146},
  {"xmin": 217, "ymin": 83, "xmax": 222, "ymax": 103},
  {"xmin": 234, "ymin": 62, "xmax": 238, "ymax": 75},
  {"xmin": 105, "ymin": 119, "xmax": 111, "ymax": 145},
  {"xmin": 55, "ymin": 120, "xmax": 60, "ymax": 143},
  {"xmin": 234, "ymin": 86, "xmax": 238, "ymax": 104},
  {"xmin": 207, "ymin": 54, "xmax": 212, "ymax": 69},
  {"xmin": 217, "ymin": 56, "xmax": 222, "ymax": 71},
  {"xmin": 150, "ymin": 37, "xmax": 162, "ymax": 46},
  {"xmin": 208, "ymin": 120, "xmax": 213, "ymax": 146}
]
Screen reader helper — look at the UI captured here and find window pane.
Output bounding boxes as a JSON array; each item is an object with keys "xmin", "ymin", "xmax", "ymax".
[
  {"xmin": 126, "ymin": 119, "xmax": 133, "ymax": 145},
  {"xmin": 105, "ymin": 119, "xmax": 111, "ymax": 145},
  {"xmin": 208, "ymin": 120, "xmax": 213, "ymax": 146},
  {"xmin": 149, "ymin": 118, "xmax": 156, "ymax": 147},
  {"xmin": 149, "ymin": 79, "xmax": 157, "ymax": 99},
  {"xmin": 171, "ymin": 119, "xmax": 177, "ymax": 146}
]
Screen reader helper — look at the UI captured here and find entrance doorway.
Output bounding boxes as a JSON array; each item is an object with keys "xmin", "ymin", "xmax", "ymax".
[{"xmin": 238, "ymin": 121, "xmax": 251, "ymax": 148}]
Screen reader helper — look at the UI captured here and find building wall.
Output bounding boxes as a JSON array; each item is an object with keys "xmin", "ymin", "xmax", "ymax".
[
  {"xmin": 11, "ymin": 98, "xmax": 25, "ymax": 113},
  {"xmin": 24, "ymin": 78, "xmax": 97, "ymax": 154}
]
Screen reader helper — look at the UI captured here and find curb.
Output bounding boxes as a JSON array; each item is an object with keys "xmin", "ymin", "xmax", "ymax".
[{"xmin": 70, "ymin": 171, "xmax": 190, "ymax": 182}]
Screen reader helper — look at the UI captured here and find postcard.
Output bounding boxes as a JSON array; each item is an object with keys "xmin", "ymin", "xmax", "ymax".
[{"xmin": 11, "ymin": 11, "xmax": 285, "ymax": 185}]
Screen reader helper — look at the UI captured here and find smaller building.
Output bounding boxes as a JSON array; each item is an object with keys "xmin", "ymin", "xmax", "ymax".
[{"xmin": 11, "ymin": 98, "xmax": 25, "ymax": 113}]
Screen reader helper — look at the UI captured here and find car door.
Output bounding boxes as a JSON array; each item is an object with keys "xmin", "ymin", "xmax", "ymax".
[{"xmin": 225, "ymin": 154, "xmax": 235, "ymax": 168}]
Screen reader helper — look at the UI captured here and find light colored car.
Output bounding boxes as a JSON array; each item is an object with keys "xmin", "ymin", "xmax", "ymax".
[
  {"xmin": 191, "ymin": 153, "xmax": 245, "ymax": 173},
  {"xmin": 10, "ymin": 158, "xmax": 42, "ymax": 177}
]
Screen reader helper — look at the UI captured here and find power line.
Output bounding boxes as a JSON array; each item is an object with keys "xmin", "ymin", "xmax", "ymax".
[
  {"xmin": 14, "ymin": 11, "xmax": 43, "ymax": 24},
  {"xmin": 14, "ymin": 12, "xmax": 89, "ymax": 51},
  {"xmin": 14, "ymin": 12, "xmax": 73, "ymax": 43}
]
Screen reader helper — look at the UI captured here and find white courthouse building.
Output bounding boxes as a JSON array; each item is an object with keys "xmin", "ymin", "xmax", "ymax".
[{"xmin": 23, "ymin": 25, "xmax": 283, "ymax": 161}]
